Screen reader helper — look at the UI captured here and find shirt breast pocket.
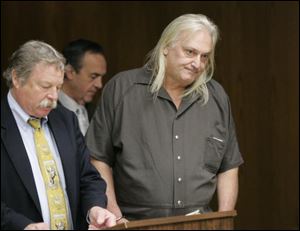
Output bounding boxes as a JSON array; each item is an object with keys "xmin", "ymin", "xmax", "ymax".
[{"xmin": 203, "ymin": 136, "xmax": 226, "ymax": 174}]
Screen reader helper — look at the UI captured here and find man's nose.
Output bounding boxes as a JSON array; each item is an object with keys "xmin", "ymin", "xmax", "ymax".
[
  {"xmin": 48, "ymin": 87, "xmax": 59, "ymax": 100},
  {"xmin": 94, "ymin": 77, "xmax": 103, "ymax": 89},
  {"xmin": 192, "ymin": 55, "xmax": 206, "ymax": 71},
  {"xmin": 191, "ymin": 56, "xmax": 201, "ymax": 70}
]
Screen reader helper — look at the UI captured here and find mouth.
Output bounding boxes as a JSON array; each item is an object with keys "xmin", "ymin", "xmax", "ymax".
[
  {"xmin": 88, "ymin": 91, "xmax": 97, "ymax": 96},
  {"xmin": 41, "ymin": 107, "xmax": 51, "ymax": 111},
  {"xmin": 185, "ymin": 68, "xmax": 198, "ymax": 75},
  {"xmin": 38, "ymin": 107, "xmax": 52, "ymax": 115}
]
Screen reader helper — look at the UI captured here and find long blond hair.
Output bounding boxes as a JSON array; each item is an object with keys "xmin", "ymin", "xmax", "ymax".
[{"xmin": 145, "ymin": 14, "xmax": 219, "ymax": 105}]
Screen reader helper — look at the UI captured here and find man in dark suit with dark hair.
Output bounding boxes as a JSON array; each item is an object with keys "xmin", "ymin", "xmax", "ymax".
[
  {"xmin": 58, "ymin": 39, "xmax": 107, "ymax": 136},
  {"xmin": 1, "ymin": 40, "xmax": 116, "ymax": 230}
]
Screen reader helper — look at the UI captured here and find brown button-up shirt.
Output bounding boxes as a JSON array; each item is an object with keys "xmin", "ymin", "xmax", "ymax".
[{"xmin": 86, "ymin": 67, "xmax": 243, "ymax": 219}]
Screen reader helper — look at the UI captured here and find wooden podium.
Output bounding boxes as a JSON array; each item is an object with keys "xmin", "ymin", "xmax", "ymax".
[{"xmin": 107, "ymin": 210, "xmax": 237, "ymax": 230}]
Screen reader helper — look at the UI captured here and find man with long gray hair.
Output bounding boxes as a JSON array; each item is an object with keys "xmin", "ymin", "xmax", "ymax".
[
  {"xmin": 86, "ymin": 14, "xmax": 244, "ymax": 222},
  {"xmin": 1, "ymin": 40, "xmax": 116, "ymax": 229}
]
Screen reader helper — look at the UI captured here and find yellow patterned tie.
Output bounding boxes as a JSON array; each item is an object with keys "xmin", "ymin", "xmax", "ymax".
[{"xmin": 28, "ymin": 118, "xmax": 69, "ymax": 230}]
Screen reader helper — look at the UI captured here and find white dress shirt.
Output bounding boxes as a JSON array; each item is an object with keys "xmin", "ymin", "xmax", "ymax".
[{"xmin": 58, "ymin": 90, "xmax": 89, "ymax": 135}]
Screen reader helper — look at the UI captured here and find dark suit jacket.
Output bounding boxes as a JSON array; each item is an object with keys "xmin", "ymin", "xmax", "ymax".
[{"xmin": 1, "ymin": 96, "xmax": 107, "ymax": 230}]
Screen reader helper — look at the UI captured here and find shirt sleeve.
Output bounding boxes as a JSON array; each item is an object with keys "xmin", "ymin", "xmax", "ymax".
[
  {"xmin": 85, "ymin": 79, "xmax": 116, "ymax": 167},
  {"xmin": 218, "ymin": 93, "xmax": 244, "ymax": 173}
]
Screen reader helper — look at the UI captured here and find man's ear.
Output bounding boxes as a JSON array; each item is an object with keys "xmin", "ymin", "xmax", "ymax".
[
  {"xmin": 65, "ymin": 64, "xmax": 76, "ymax": 80},
  {"xmin": 12, "ymin": 69, "xmax": 21, "ymax": 88},
  {"xmin": 163, "ymin": 47, "xmax": 169, "ymax": 56}
]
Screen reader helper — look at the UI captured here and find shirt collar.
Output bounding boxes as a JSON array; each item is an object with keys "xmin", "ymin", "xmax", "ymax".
[
  {"xmin": 134, "ymin": 66, "xmax": 153, "ymax": 85},
  {"xmin": 132, "ymin": 67, "xmax": 201, "ymax": 104},
  {"xmin": 58, "ymin": 90, "xmax": 85, "ymax": 113}
]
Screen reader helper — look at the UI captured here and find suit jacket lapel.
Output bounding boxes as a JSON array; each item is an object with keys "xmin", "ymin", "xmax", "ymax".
[{"xmin": 1, "ymin": 98, "xmax": 42, "ymax": 215}]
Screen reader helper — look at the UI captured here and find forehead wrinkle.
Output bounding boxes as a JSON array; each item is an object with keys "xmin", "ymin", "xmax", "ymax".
[{"xmin": 178, "ymin": 30, "xmax": 212, "ymax": 54}]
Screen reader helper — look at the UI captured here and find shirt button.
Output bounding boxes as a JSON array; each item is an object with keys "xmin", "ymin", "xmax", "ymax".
[
  {"xmin": 178, "ymin": 177, "xmax": 182, "ymax": 182},
  {"xmin": 175, "ymin": 135, "xmax": 179, "ymax": 139},
  {"xmin": 177, "ymin": 156, "xmax": 181, "ymax": 160}
]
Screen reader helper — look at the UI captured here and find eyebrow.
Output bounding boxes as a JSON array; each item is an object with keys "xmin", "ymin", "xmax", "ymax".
[
  {"xmin": 190, "ymin": 49, "xmax": 211, "ymax": 57},
  {"xmin": 184, "ymin": 46, "xmax": 211, "ymax": 54},
  {"xmin": 201, "ymin": 52, "xmax": 211, "ymax": 56},
  {"xmin": 91, "ymin": 72, "xmax": 105, "ymax": 77}
]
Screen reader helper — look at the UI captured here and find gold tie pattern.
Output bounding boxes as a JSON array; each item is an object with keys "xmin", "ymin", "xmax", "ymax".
[{"xmin": 28, "ymin": 118, "xmax": 69, "ymax": 230}]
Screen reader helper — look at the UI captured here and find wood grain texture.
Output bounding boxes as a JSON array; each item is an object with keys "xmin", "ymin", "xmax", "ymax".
[{"xmin": 107, "ymin": 211, "xmax": 236, "ymax": 230}]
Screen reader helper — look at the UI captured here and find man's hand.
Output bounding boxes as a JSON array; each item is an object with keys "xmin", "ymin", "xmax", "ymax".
[
  {"xmin": 88, "ymin": 206, "xmax": 116, "ymax": 230},
  {"xmin": 24, "ymin": 222, "xmax": 49, "ymax": 230},
  {"xmin": 117, "ymin": 217, "xmax": 129, "ymax": 225}
]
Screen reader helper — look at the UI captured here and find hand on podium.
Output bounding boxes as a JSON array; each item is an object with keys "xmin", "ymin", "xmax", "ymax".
[
  {"xmin": 117, "ymin": 217, "xmax": 129, "ymax": 224},
  {"xmin": 87, "ymin": 206, "xmax": 116, "ymax": 230}
]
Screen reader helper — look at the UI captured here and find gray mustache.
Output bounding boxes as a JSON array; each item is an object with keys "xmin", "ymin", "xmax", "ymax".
[{"xmin": 39, "ymin": 99, "xmax": 57, "ymax": 109}]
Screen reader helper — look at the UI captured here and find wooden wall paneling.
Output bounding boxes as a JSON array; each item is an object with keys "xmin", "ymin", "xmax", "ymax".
[{"xmin": 1, "ymin": 1, "xmax": 298, "ymax": 229}]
